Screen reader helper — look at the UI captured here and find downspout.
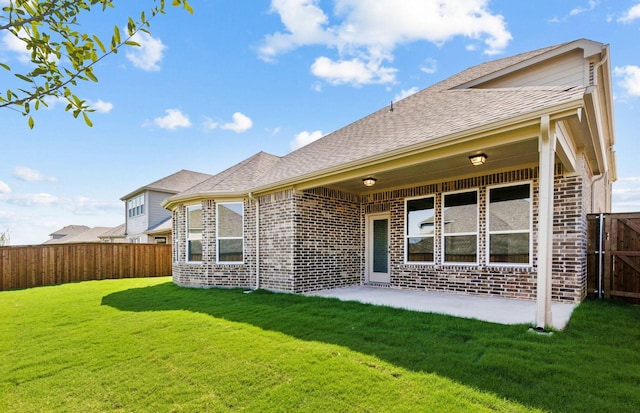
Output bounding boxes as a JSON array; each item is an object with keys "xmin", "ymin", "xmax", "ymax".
[
  {"xmin": 248, "ymin": 192, "xmax": 260, "ymax": 290},
  {"xmin": 536, "ymin": 115, "xmax": 554, "ymax": 330}
]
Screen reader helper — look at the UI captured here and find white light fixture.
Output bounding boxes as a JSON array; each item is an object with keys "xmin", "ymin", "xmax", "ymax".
[
  {"xmin": 469, "ymin": 153, "xmax": 487, "ymax": 166},
  {"xmin": 362, "ymin": 177, "xmax": 377, "ymax": 187}
]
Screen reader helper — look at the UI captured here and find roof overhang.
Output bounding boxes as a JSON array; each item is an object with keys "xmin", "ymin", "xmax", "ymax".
[{"xmin": 163, "ymin": 99, "xmax": 586, "ymax": 211}]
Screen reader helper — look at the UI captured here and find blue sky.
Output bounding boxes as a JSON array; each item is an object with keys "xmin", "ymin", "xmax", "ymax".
[{"xmin": 1, "ymin": 0, "xmax": 640, "ymax": 245}]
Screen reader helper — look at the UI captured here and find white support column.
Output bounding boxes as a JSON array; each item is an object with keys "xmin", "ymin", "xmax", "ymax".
[{"xmin": 537, "ymin": 115, "xmax": 555, "ymax": 329}]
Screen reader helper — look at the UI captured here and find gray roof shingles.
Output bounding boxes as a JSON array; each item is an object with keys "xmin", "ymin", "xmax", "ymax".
[{"xmin": 171, "ymin": 40, "xmax": 591, "ymax": 199}]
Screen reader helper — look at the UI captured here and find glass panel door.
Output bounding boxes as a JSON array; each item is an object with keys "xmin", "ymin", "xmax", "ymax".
[{"xmin": 368, "ymin": 214, "xmax": 390, "ymax": 283}]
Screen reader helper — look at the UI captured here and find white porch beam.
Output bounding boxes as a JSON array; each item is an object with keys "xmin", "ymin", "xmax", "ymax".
[
  {"xmin": 555, "ymin": 121, "xmax": 578, "ymax": 174},
  {"xmin": 537, "ymin": 115, "xmax": 555, "ymax": 329}
]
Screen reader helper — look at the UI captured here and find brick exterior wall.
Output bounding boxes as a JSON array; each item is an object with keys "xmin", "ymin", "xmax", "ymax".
[
  {"xmin": 172, "ymin": 200, "xmax": 255, "ymax": 289},
  {"xmin": 171, "ymin": 162, "xmax": 593, "ymax": 303},
  {"xmin": 293, "ymin": 188, "xmax": 362, "ymax": 293}
]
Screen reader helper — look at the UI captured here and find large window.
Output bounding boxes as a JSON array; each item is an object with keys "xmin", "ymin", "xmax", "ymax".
[
  {"xmin": 443, "ymin": 190, "xmax": 478, "ymax": 264},
  {"xmin": 186, "ymin": 205, "xmax": 202, "ymax": 262},
  {"xmin": 405, "ymin": 196, "xmax": 435, "ymax": 263},
  {"xmin": 216, "ymin": 202, "xmax": 243, "ymax": 263},
  {"xmin": 488, "ymin": 183, "xmax": 531, "ymax": 264},
  {"xmin": 127, "ymin": 194, "xmax": 145, "ymax": 218}
]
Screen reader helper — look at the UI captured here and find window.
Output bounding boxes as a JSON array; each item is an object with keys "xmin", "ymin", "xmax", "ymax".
[
  {"xmin": 216, "ymin": 202, "xmax": 243, "ymax": 263},
  {"xmin": 405, "ymin": 196, "xmax": 435, "ymax": 263},
  {"xmin": 443, "ymin": 190, "xmax": 478, "ymax": 264},
  {"xmin": 128, "ymin": 194, "xmax": 145, "ymax": 218},
  {"xmin": 186, "ymin": 205, "xmax": 202, "ymax": 262},
  {"xmin": 154, "ymin": 236, "xmax": 167, "ymax": 244},
  {"xmin": 488, "ymin": 183, "xmax": 531, "ymax": 265}
]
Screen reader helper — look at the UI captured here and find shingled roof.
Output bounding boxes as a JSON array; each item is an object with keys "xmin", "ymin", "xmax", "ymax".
[
  {"xmin": 121, "ymin": 169, "xmax": 212, "ymax": 200},
  {"xmin": 165, "ymin": 39, "xmax": 603, "ymax": 206}
]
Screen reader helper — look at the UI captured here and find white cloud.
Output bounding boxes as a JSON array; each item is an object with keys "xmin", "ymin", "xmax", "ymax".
[
  {"xmin": 618, "ymin": 3, "xmax": 640, "ymax": 23},
  {"xmin": 1, "ymin": 30, "xmax": 31, "ymax": 63},
  {"xmin": 13, "ymin": 166, "xmax": 58, "ymax": 182},
  {"xmin": 90, "ymin": 99, "xmax": 114, "ymax": 114},
  {"xmin": 125, "ymin": 31, "xmax": 167, "ymax": 71},
  {"xmin": 569, "ymin": 0, "xmax": 596, "ymax": 16},
  {"xmin": 261, "ymin": 0, "xmax": 511, "ymax": 86},
  {"xmin": 394, "ymin": 87, "xmax": 420, "ymax": 102},
  {"xmin": 612, "ymin": 177, "xmax": 640, "ymax": 212},
  {"xmin": 311, "ymin": 56, "xmax": 397, "ymax": 86},
  {"xmin": 153, "ymin": 109, "xmax": 192, "ymax": 130},
  {"xmin": 2, "ymin": 193, "xmax": 62, "ymax": 207},
  {"xmin": 420, "ymin": 58, "xmax": 437, "ymax": 74},
  {"xmin": 202, "ymin": 117, "xmax": 219, "ymax": 130},
  {"xmin": 221, "ymin": 112, "xmax": 253, "ymax": 133},
  {"xmin": 0, "ymin": 181, "xmax": 11, "ymax": 194},
  {"xmin": 614, "ymin": 65, "xmax": 640, "ymax": 97},
  {"xmin": 290, "ymin": 130, "xmax": 323, "ymax": 150}
]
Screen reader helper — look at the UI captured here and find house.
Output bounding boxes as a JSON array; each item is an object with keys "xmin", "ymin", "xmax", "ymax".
[
  {"xmin": 162, "ymin": 39, "xmax": 616, "ymax": 328},
  {"xmin": 97, "ymin": 223, "xmax": 126, "ymax": 243},
  {"xmin": 120, "ymin": 170, "xmax": 211, "ymax": 244},
  {"xmin": 44, "ymin": 225, "xmax": 91, "ymax": 243},
  {"xmin": 44, "ymin": 225, "xmax": 112, "ymax": 244}
]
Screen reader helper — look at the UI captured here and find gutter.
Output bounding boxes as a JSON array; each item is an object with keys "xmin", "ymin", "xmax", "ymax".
[{"xmin": 248, "ymin": 192, "xmax": 260, "ymax": 290}]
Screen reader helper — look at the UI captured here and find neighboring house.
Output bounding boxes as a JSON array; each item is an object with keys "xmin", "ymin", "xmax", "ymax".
[
  {"xmin": 120, "ymin": 170, "xmax": 212, "ymax": 244},
  {"xmin": 44, "ymin": 225, "xmax": 112, "ymax": 244},
  {"xmin": 98, "ymin": 223, "xmax": 127, "ymax": 243},
  {"xmin": 163, "ymin": 39, "xmax": 616, "ymax": 328},
  {"xmin": 45, "ymin": 225, "xmax": 91, "ymax": 243}
]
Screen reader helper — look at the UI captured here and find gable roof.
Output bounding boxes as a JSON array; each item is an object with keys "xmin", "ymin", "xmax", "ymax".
[
  {"xmin": 165, "ymin": 39, "xmax": 611, "ymax": 209},
  {"xmin": 120, "ymin": 169, "xmax": 212, "ymax": 201},
  {"xmin": 175, "ymin": 151, "xmax": 282, "ymax": 198}
]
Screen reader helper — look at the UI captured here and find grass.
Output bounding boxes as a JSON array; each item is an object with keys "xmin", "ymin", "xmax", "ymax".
[{"xmin": 1, "ymin": 278, "xmax": 639, "ymax": 412}]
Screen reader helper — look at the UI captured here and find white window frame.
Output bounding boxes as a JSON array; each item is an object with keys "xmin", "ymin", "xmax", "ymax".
[
  {"xmin": 216, "ymin": 201, "xmax": 244, "ymax": 264},
  {"xmin": 486, "ymin": 182, "xmax": 533, "ymax": 267},
  {"xmin": 186, "ymin": 204, "xmax": 203, "ymax": 263},
  {"xmin": 442, "ymin": 189, "xmax": 479, "ymax": 265},
  {"xmin": 128, "ymin": 194, "xmax": 145, "ymax": 218},
  {"xmin": 404, "ymin": 195, "xmax": 436, "ymax": 264}
]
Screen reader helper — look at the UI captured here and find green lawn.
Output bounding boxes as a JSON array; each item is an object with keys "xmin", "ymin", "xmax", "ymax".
[{"xmin": 1, "ymin": 277, "xmax": 639, "ymax": 412}]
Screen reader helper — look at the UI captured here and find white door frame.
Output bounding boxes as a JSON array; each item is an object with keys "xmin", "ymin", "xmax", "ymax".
[{"xmin": 365, "ymin": 212, "xmax": 391, "ymax": 283}]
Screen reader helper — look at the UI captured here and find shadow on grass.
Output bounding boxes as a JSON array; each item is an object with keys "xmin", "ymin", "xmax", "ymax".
[{"xmin": 102, "ymin": 282, "xmax": 640, "ymax": 413}]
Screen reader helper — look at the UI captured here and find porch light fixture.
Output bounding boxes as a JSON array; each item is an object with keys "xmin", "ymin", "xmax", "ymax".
[
  {"xmin": 362, "ymin": 177, "xmax": 377, "ymax": 187},
  {"xmin": 468, "ymin": 153, "xmax": 487, "ymax": 166}
]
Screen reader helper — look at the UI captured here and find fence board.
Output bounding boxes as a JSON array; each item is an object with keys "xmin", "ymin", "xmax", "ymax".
[
  {"xmin": 588, "ymin": 213, "xmax": 640, "ymax": 303},
  {"xmin": 0, "ymin": 243, "xmax": 172, "ymax": 291}
]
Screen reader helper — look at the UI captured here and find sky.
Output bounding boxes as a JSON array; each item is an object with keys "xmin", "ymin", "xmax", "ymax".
[{"xmin": 1, "ymin": 0, "xmax": 640, "ymax": 245}]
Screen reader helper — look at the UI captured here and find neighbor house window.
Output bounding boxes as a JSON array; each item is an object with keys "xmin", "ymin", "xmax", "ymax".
[
  {"xmin": 186, "ymin": 205, "xmax": 202, "ymax": 262},
  {"xmin": 443, "ymin": 190, "xmax": 478, "ymax": 264},
  {"xmin": 405, "ymin": 196, "xmax": 435, "ymax": 263},
  {"xmin": 216, "ymin": 202, "xmax": 243, "ymax": 263},
  {"xmin": 488, "ymin": 183, "xmax": 532, "ymax": 265},
  {"xmin": 128, "ymin": 194, "xmax": 145, "ymax": 217}
]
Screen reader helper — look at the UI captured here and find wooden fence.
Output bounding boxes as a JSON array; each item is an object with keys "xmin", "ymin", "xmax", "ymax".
[
  {"xmin": 587, "ymin": 213, "xmax": 640, "ymax": 303},
  {"xmin": 0, "ymin": 243, "xmax": 172, "ymax": 291}
]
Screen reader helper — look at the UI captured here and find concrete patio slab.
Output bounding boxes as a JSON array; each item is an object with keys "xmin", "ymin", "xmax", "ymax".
[{"xmin": 304, "ymin": 286, "xmax": 577, "ymax": 330}]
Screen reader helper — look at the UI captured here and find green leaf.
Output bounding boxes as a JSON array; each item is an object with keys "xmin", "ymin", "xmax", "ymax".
[
  {"xmin": 28, "ymin": 116, "xmax": 34, "ymax": 129},
  {"xmin": 93, "ymin": 35, "xmax": 106, "ymax": 53},
  {"xmin": 124, "ymin": 41, "xmax": 140, "ymax": 47},
  {"xmin": 0, "ymin": 63, "xmax": 10, "ymax": 71},
  {"xmin": 83, "ymin": 112, "xmax": 93, "ymax": 127},
  {"xmin": 15, "ymin": 74, "xmax": 34, "ymax": 83}
]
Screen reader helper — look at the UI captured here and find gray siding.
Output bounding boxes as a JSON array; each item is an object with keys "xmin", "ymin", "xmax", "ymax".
[
  {"xmin": 148, "ymin": 191, "xmax": 173, "ymax": 228},
  {"xmin": 476, "ymin": 50, "xmax": 587, "ymax": 89}
]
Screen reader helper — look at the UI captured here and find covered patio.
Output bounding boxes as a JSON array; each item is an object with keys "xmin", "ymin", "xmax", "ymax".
[{"xmin": 305, "ymin": 286, "xmax": 577, "ymax": 330}]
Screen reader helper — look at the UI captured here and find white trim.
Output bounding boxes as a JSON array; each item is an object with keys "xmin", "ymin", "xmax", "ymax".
[
  {"xmin": 442, "ymin": 188, "xmax": 479, "ymax": 265},
  {"xmin": 216, "ymin": 201, "xmax": 244, "ymax": 265},
  {"xmin": 486, "ymin": 181, "xmax": 533, "ymax": 267},
  {"xmin": 365, "ymin": 212, "xmax": 390, "ymax": 283},
  {"xmin": 186, "ymin": 203, "xmax": 203, "ymax": 263},
  {"xmin": 404, "ymin": 195, "xmax": 436, "ymax": 264}
]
